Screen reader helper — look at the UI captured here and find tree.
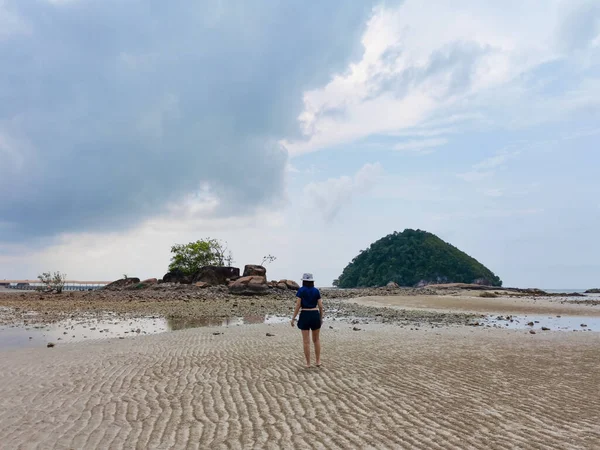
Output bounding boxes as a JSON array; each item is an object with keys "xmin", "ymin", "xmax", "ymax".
[
  {"xmin": 335, "ymin": 229, "xmax": 502, "ymax": 288},
  {"xmin": 38, "ymin": 271, "xmax": 67, "ymax": 294},
  {"xmin": 261, "ymin": 254, "xmax": 277, "ymax": 266},
  {"xmin": 168, "ymin": 239, "xmax": 234, "ymax": 275}
]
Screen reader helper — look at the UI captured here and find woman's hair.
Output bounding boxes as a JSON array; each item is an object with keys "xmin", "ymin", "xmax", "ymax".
[{"xmin": 302, "ymin": 280, "xmax": 315, "ymax": 288}]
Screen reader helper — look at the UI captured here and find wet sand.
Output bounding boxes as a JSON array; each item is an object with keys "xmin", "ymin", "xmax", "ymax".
[
  {"xmin": 350, "ymin": 292, "xmax": 600, "ymax": 317},
  {"xmin": 1, "ymin": 324, "xmax": 599, "ymax": 449},
  {"xmin": 2, "ymin": 290, "xmax": 600, "ymax": 448}
]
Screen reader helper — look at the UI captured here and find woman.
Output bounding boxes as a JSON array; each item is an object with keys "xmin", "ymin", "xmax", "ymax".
[{"xmin": 291, "ymin": 273, "xmax": 323, "ymax": 368}]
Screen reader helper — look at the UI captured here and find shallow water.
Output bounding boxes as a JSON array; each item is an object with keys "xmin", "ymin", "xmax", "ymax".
[
  {"xmin": 0, "ymin": 313, "xmax": 290, "ymax": 350},
  {"xmin": 482, "ymin": 314, "xmax": 600, "ymax": 332}
]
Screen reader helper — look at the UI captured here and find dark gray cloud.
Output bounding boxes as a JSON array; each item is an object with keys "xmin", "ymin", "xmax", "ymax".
[{"xmin": 0, "ymin": 0, "xmax": 381, "ymax": 240}]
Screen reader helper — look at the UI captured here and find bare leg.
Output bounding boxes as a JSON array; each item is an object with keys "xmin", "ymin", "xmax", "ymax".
[
  {"xmin": 312, "ymin": 328, "xmax": 321, "ymax": 366},
  {"xmin": 302, "ymin": 330, "xmax": 311, "ymax": 367}
]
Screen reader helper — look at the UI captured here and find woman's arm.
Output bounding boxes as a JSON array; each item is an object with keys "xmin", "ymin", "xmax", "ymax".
[
  {"xmin": 291, "ymin": 298, "xmax": 301, "ymax": 327},
  {"xmin": 318, "ymin": 298, "xmax": 324, "ymax": 324}
]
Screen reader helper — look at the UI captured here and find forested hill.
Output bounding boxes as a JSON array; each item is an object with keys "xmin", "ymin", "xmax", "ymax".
[{"xmin": 335, "ymin": 229, "xmax": 502, "ymax": 288}]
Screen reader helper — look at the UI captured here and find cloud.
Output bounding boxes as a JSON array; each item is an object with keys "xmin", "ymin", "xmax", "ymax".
[
  {"xmin": 303, "ymin": 163, "xmax": 383, "ymax": 221},
  {"xmin": 557, "ymin": 0, "xmax": 600, "ymax": 51},
  {"xmin": 458, "ymin": 150, "xmax": 520, "ymax": 182},
  {"xmin": 473, "ymin": 151, "xmax": 520, "ymax": 170},
  {"xmin": 0, "ymin": 0, "xmax": 381, "ymax": 241},
  {"xmin": 393, "ymin": 137, "xmax": 448, "ymax": 153},
  {"xmin": 284, "ymin": 0, "xmax": 600, "ymax": 156}
]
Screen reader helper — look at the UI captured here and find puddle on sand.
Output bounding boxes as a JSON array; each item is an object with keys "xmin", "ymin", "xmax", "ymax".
[
  {"xmin": 481, "ymin": 314, "xmax": 600, "ymax": 332},
  {"xmin": 0, "ymin": 313, "xmax": 289, "ymax": 351}
]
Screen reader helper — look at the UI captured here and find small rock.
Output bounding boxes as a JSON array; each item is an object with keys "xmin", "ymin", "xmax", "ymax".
[
  {"xmin": 119, "ymin": 337, "xmax": 125, "ymax": 339},
  {"xmin": 529, "ymin": 330, "xmax": 536, "ymax": 334},
  {"xmin": 329, "ymin": 326, "xmax": 333, "ymax": 329},
  {"xmin": 581, "ymin": 324, "xmax": 588, "ymax": 327},
  {"xmin": 527, "ymin": 322, "xmax": 534, "ymax": 326},
  {"xmin": 47, "ymin": 342, "xmax": 55, "ymax": 348},
  {"xmin": 266, "ymin": 333, "xmax": 275, "ymax": 337},
  {"xmin": 352, "ymin": 327, "xmax": 361, "ymax": 331},
  {"xmin": 213, "ymin": 332, "xmax": 222, "ymax": 335},
  {"xmin": 541, "ymin": 327, "xmax": 550, "ymax": 331}
]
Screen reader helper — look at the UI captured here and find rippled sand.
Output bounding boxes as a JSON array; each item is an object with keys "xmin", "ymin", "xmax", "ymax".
[{"xmin": 1, "ymin": 324, "xmax": 599, "ymax": 449}]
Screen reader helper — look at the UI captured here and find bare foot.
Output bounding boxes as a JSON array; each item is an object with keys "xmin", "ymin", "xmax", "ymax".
[{"xmin": 316, "ymin": 362, "xmax": 322, "ymax": 367}]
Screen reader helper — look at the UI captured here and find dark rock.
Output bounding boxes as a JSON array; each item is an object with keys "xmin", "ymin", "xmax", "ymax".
[
  {"xmin": 386, "ymin": 281, "xmax": 400, "ymax": 288},
  {"xmin": 192, "ymin": 266, "xmax": 240, "ymax": 286},
  {"xmin": 104, "ymin": 277, "xmax": 141, "ymax": 290},
  {"xmin": 229, "ymin": 276, "xmax": 269, "ymax": 295},
  {"xmin": 243, "ymin": 265, "xmax": 267, "ymax": 278},
  {"xmin": 266, "ymin": 333, "xmax": 275, "ymax": 337},
  {"xmin": 581, "ymin": 324, "xmax": 588, "ymax": 327},
  {"xmin": 213, "ymin": 332, "xmax": 222, "ymax": 335},
  {"xmin": 279, "ymin": 279, "xmax": 300, "ymax": 291},
  {"xmin": 527, "ymin": 322, "xmax": 534, "ymax": 326},
  {"xmin": 47, "ymin": 342, "xmax": 55, "ymax": 348},
  {"xmin": 529, "ymin": 330, "xmax": 536, "ymax": 334},
  {"xmin": 352, "ymin": 327, "xmax": 361, "ymax": 331},
  {"xmin": 541, "ymin": 327, "xmax": 550, "ymax": 331},
  {"xmin": 162, "ymin": 269, "xmax": 191, "ymax": 284},
  {"xmin": 585, "ymin": 288, "xmax": 600, "ymax": 294}
]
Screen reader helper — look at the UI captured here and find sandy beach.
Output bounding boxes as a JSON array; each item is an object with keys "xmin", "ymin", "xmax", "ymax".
[
  {"xmin": 349, "ymin": 292, "xmax": 600, "ymax": 317},
  {"xmin": 1, "ymin": 290, "xmax": 600, "ymax": 449},
  {"xmin": 1, "ymin": 323, "xmax": 599, "ymax": 449}
]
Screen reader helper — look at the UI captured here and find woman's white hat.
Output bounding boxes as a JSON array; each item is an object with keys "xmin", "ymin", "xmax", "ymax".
[{"xmin": 301, "ymin": 273, "xmax": 314, "ymax": 282}]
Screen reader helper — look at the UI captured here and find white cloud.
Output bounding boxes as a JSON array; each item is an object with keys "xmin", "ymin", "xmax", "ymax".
[
  {"xmin": 283, "ymin": 0, "xmax": 598, "ymax": 156},
  {"xmin": 303, "ymin": 163, "xmax": 383, "ymax": 221},
  {"xmin": 459, "ymin": 150, "xmax": 520, "ymax": 182},
  {"xmin": 393, "ymin": 137, "xmax": 448, "ymax": 153},
  {"xmin": 0, "ymin": 1, "xmax": 29, "ymax": 39},
  {"xmin": 473, "ymin": 151, "xmax": 520, "ymax": 170}
]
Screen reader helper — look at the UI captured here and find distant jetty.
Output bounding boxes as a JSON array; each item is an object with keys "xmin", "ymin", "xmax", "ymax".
[{"xmin": 0, "ymin": 280, "xmax": 110, "ymax": 291}]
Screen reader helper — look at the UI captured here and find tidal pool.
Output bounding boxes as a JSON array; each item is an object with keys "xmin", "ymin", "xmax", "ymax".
[
  {"xmin": 482, "ymin": 314, "xmax": 600, "ymax": 332},
  {"xmin": 0, "ymin": 313, "xmax": 290, "ymax": 350}
]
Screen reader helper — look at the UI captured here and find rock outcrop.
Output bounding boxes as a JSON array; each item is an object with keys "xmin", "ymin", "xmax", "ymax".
[
  {"xmin": 104, "ymin": 277, "xmax": 141, "ymax": 290},
  {"xmin": 585, "ymin": 288, "xmax": 600, "ymax": 294},
  {"xmin": 162, "ymin": 269, "xmax": 192, "ymax": 284},
  {"xmin": 229, "ymin": 276, "xmax": 269, "ymax": 295},
  {"xmin": 162, "ymin": 266, "xmax": 240, "ymax": 285},
  {"xmin": 192, "ymin": 266, "xmax": 240, "ymax": 285},
  {"xmin": 386, "ymin": 281, "xmax": 400, "ymax": 288},
  {"xmin": 243, "ymin": 265, "xmax": 267, "ymax": 278},
  {"xmin": 279, "ymin": 279, "xmax": 299, "ymax": 291}
]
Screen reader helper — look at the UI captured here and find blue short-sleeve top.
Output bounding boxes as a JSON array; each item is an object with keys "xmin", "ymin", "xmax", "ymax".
[{"xmin": 296, "ymin": 286, "xmax": 321, "ymax": 309}]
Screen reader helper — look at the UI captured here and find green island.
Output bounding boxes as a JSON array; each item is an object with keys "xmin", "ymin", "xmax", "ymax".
[{"xmin": 334, "ymin": 229, "xmax": 502, "ymax": 288}]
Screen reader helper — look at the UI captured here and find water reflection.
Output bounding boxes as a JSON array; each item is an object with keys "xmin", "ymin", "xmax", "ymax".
[
  {"xmin": 0, "ymin": 313, "xmax": 289, "ymax": 350},
  {"xmin": 482, "ymin": 314, "xmax": 600, "ymax": 331}
]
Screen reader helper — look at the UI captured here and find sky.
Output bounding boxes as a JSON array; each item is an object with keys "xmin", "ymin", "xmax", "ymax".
[{"xmin": 1, "ymin": 0, "xmax": 599, "ymax": 289}]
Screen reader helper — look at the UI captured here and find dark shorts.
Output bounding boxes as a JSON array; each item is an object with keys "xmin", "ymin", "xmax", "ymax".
[{"xmin": 297, "ymin": 310, "xmax": 321, "ymax": 331}]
